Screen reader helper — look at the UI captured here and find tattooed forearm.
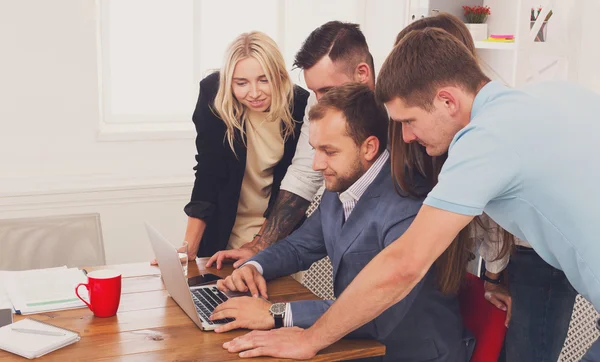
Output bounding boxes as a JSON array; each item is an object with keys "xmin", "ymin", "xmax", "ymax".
[{"xmin": 254, "ymin": 190, "xmax": 310, "ymax": 251}]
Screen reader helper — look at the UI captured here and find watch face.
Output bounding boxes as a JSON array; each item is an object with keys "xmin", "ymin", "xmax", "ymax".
[{"xmin": 270, "ymin": 303, "xmax": 286, "ymax": 315}]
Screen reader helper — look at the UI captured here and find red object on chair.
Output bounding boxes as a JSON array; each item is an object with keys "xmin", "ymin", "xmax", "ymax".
[{"xmin": 459, "ymin": 273, "xmax": 508, "ymax": 362}]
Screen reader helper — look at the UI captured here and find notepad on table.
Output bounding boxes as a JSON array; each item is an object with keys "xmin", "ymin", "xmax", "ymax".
[{"xmin": 0, "ymin": 318, "xmax": 80, "ymax": 359}]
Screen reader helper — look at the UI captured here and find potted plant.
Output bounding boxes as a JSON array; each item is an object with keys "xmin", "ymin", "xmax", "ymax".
[
  {"xmin": 530, "ymin": 7, "xmax": 553, "ymax": 42},
  {"xmin": 462, "ymin": 5, "xmax": 491, "ymax": 41}
]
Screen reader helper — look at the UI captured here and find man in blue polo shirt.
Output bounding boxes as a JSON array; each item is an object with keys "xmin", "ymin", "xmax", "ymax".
[{"xmin": 219, "ymin": 28, "xmax": 600, "ymax": 361}]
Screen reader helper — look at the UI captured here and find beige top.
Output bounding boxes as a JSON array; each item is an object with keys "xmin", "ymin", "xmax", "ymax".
[
  {"xmin": 227, "ymin": 110, "xmax": 284, "ymax": 250},
  {"xmin": 473, "ymin": 213, "xmax": 532, "ymax": 273}
]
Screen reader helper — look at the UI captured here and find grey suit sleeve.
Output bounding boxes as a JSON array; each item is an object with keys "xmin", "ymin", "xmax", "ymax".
[
  {"xmin": 289, "ymin": 299, "xmax": 334, "ymax": 328},
  {"xmin": 248, "ymin": 206, "xmax": 327, "ymax": 281}
]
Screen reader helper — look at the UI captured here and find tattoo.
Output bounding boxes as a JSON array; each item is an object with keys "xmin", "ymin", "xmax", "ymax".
[{"xmin": 255, "ymin": 190, "xmax": 310, "ymax": 250}]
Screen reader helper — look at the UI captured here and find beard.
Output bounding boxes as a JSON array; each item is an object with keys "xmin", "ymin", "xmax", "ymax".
[{"xmin": 324, "ymin": 158, "xmax": 365, "ymax": 193}]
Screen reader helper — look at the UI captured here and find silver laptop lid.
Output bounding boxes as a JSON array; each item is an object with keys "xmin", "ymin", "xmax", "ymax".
[{"xmin": 145, "ymin": 222, "xmax": 205, "ymax": 329}]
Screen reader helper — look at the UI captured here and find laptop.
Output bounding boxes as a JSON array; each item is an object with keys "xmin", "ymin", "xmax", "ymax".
[{"xmin": 145, "ymin": 222, "xmax": 245, "ymax": 331}]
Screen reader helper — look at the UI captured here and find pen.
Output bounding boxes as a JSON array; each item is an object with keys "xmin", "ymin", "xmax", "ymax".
[{"xmin": 11, "ymin": 327, "xmax": 65, "ymax": 336}]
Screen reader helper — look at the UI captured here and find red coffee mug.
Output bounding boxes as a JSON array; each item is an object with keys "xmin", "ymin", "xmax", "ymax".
[{"xmin": 75, "ymin": 269, "xmax": 122, "ymax": 318}]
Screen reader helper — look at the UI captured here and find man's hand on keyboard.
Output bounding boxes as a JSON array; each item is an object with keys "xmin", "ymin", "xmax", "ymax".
[
  {"xmin": 216, "ymin": 264, "xmax": 268, "ymax": 299},
  {"xmin": 211, "ymin": 296, "xmax": 274, "ymax": 333}
]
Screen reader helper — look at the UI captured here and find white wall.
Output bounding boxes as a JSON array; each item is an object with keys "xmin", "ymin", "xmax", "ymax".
[
  {"xmin": 2, "ymin": 0, "xmax": 597, "ymax": 266},
  {"xmin": 0, "ymin": 0, "xmax": 406, "ymax": 265},
  {"xmin": 578, "ymin": 0, "xmax": 600, "ymax": 94},
  {"xmin": 0, "ymin": 0, "xmax": 194, "ymax": 264},
  {"xmin": 0, "ymin": 1, "xmax": 195, "ymax": 194}
]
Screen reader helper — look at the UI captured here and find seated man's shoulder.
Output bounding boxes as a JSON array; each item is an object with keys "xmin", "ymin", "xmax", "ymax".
[
  {"xmin": 380, "ymin": 182, "xmax": 424, "ymax": 215},
  {"xmin": 370, "ymin": 171, "xmax": 429, "ymax": 222}
]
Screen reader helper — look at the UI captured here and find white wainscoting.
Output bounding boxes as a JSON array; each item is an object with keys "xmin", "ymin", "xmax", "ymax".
[{"xmin": 0, "ymin": 180, "xmax": 192, "ymax": 265}]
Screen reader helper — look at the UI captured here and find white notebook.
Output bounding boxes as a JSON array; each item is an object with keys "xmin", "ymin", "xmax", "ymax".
[{"xmin": 0, "ymin": 318, "xmax": 80, "ymax": 359}]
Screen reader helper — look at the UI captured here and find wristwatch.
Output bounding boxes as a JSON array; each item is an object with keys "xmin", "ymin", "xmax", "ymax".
[
  {"xmin": 482, "ymin": 273, "xmax": 502, "ymax": 285},
  {"xmin": 269, "ymin": 303, "xmax": 286, "ymax": 328}
]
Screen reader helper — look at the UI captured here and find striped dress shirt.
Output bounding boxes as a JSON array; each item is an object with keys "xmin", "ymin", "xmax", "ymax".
[{"xmin": 338, "ymin": 150, "xmax": 389, "ymax": 221}]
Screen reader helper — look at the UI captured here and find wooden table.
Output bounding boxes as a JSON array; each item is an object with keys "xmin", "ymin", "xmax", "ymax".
[{"xmin": 0, "ymin": 259, "xmax": 384, "ymax": 361}]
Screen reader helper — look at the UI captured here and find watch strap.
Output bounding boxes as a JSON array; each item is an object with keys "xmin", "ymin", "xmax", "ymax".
[
  {"xmin": 482, "ymin": 273, "xmax": 502, "ymax": 285},
  {"xmin": 274, "ymin": 314, "xmax": 284, "ymax": 328}
]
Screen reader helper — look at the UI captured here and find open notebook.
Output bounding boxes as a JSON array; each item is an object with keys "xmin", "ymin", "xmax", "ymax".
[{"xmin": 0, "ymin": 318, "xmax": 80, "ymax": 359}]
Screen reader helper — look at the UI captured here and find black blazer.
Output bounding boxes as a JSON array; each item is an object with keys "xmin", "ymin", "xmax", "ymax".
[{"xmin": 184, "ymin": 72, "xmax": 309, "ymax": 257}]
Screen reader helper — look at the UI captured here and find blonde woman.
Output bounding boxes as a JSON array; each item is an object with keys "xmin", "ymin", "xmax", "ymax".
[{"xmin": 182, "ymin": 32, "xmax": 308, "ymax": 260}]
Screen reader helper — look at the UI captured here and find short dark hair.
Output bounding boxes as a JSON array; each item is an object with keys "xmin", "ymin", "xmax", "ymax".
[
  {"xmin": 309, "ymin": 83, "xmax": 388, "ymax": 153},
  {"xmin": 376, "ymin": 27, "xmax": 489, "ymax": 110},
  {"xmin": 294, "ymin": 21, "xmax": 374, "ymax": 75},
  {"xmin": 395, "ymin": 13, "xmax": 475, "ymax": 53}
]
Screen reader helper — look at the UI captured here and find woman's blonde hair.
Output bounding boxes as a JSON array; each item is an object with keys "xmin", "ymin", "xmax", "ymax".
[{"xmin": 213, "ymin": 31, "xmax": 295, "ymax": 153}]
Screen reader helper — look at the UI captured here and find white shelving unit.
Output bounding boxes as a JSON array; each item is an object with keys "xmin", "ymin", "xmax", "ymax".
[
  {"xmin": 479, "ymin": 0, "xmax": 580, "ymax": 87},
  {"xmin": 406, "ymin": 0, "xmax": 580, "ymax": 87}
]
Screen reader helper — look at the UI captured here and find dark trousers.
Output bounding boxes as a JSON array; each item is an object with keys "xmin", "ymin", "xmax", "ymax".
[{"xmin": 500, "ymin": 246, "xmax": 577, "ymax": 362}]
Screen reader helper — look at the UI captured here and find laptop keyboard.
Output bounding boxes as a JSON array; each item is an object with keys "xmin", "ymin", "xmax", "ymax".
[{"xmin": 191, "ymin": 286, "xmax": 235, "ymax": 325}]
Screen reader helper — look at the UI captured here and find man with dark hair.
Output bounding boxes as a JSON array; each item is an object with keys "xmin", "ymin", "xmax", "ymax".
[
  {"xmin": 294, "ymin": 21, "xmax": 375, "ymax": 100},
  {"xmin": 209, "ymin": 83, "xmax": 470, "ymax": 362},
  {"xmin": 207, "ymin": 21, "xmax": 377, "ymax": 270},
  {"xmin": 222, "ymin": 27, "xmax": 600, "ymax": 362}
]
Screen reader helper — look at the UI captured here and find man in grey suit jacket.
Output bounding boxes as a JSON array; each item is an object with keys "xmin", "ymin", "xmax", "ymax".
[{"xmin": 211, "ymin": 84, "xmax": 470, "ymax": 362}]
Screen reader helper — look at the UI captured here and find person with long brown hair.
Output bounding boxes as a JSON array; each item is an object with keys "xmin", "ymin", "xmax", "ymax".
[{"xmin": 392, "ymin": 13, "xmax": 577, "ymax": 362}]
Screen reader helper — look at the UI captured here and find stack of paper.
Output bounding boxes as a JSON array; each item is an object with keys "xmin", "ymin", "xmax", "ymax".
[{"xmin": 1, "ymin": 267, "xmax": 88, "ymax": 315}]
